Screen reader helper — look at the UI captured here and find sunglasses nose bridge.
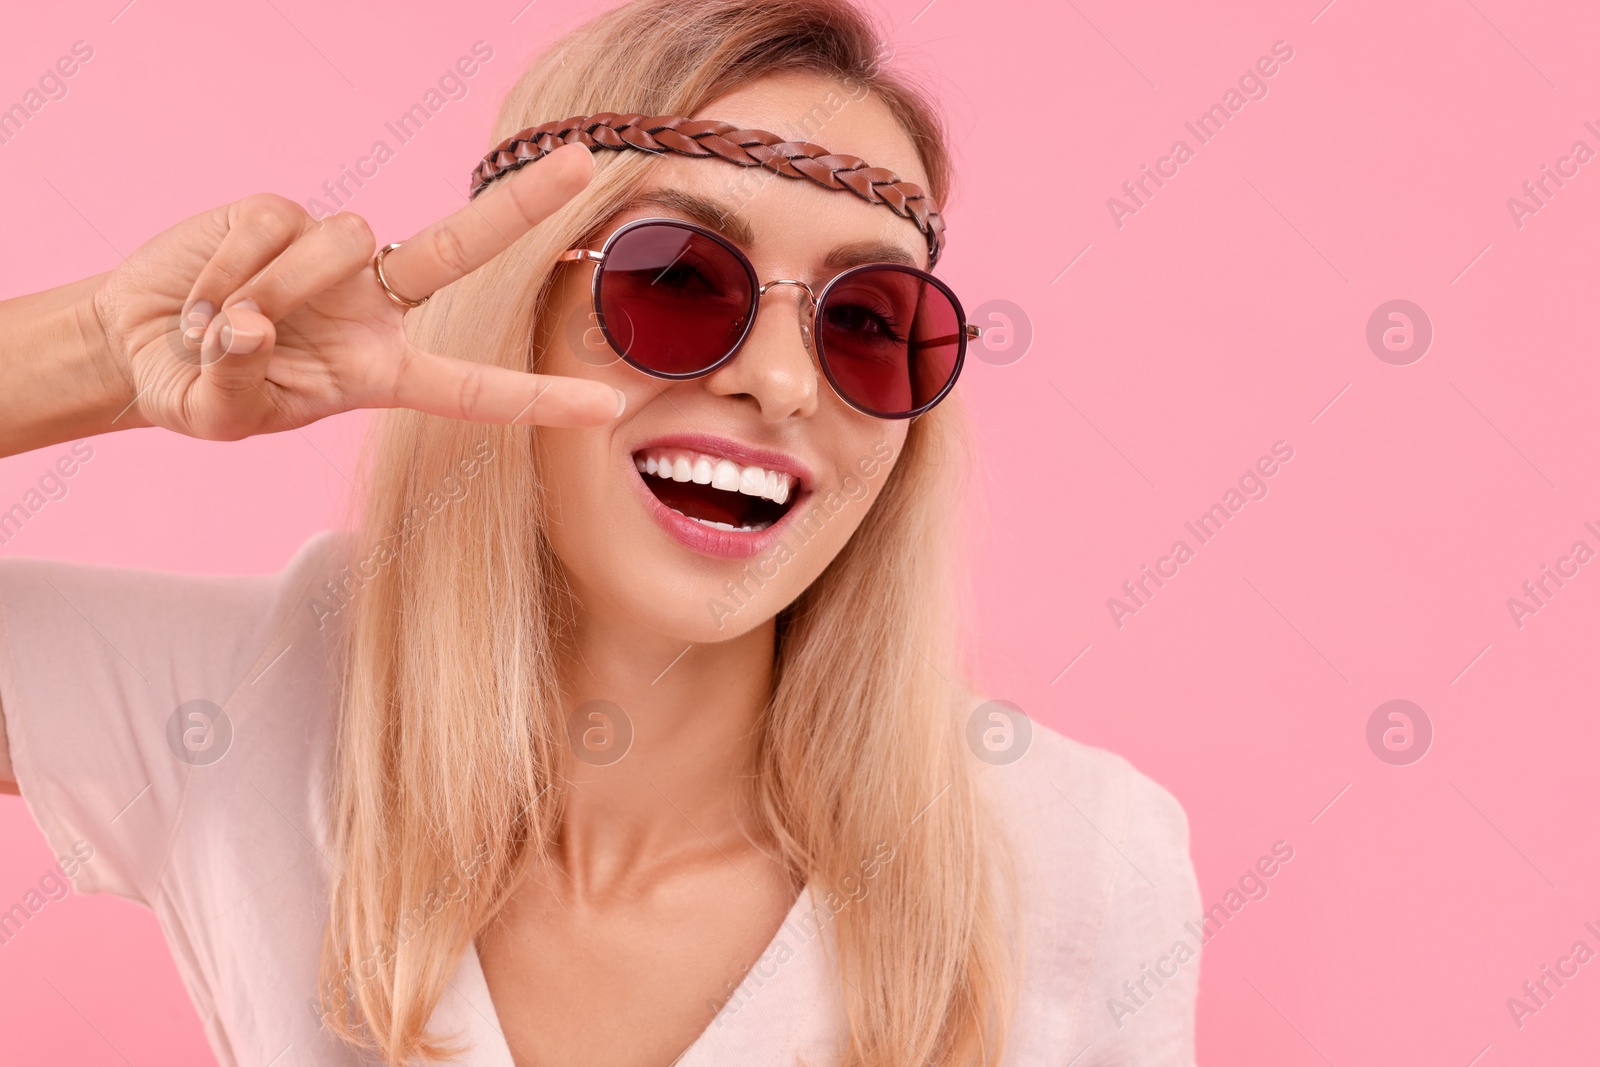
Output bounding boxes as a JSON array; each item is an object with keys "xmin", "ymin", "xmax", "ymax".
[
  {"xmin": 756, "ymin": 277, "xmax": 817, "ymax": 303},
  {"xmin": 754, "ymin": 277, "xmax": 819, "ymax": 355}
]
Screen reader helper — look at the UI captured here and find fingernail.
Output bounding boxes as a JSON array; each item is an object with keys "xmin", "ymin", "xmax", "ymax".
[
  {"xmin": 613, "ymin": 388, "xmax": 627, "ymax": 419},
  {"xmin": 183, "ymin": 298, "xmax": 215, "ymax": 328},
  {"xmin": 221, "ymin": 324, "xmax": 263, "ymax": 355},
  {"xmin": 233, "ymin": 298, "xmax": 261, "ymax": 314},
  {"xmin": 182, "ymin": 299, "xmax": 214, "ymax": 347}
]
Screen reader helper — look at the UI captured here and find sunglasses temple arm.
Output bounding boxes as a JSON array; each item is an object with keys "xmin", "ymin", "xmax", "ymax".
[{"xmin": 911, "ymin": 324, "xmax": 983, "ymax": 351}]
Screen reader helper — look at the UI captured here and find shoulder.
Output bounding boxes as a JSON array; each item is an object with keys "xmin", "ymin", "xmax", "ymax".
[
  {"xmin": 976, "ymin": 716, "xmax": 1193, "ymax": 889},
  {"xmin": 0, "ymin": 528, "xmax": 354, "ymax": 716},
  {"xmin": 973, "ymin": 716, "xmax": 1201, "ymax": 1065},
  {"xmin": 0, "ymin": 529, "xmax": 355, "ymax": 902},
  {"xmin": 0, "ymin": 527, "xmax": 352, "ymax": 638}
]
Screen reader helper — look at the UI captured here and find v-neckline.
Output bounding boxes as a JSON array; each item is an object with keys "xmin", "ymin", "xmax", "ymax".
[{"xmin": 439, "ymin": 881, "xmax": 837, "ymax": 1065}]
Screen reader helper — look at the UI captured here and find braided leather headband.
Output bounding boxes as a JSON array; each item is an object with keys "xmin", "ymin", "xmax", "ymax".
[{"xmin": 469, "ymin": 112, "xmax": 947, "ymax": 268}]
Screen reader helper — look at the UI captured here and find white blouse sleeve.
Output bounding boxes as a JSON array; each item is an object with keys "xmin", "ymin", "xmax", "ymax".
[
  {"xmin": 989, "ymin": 726, "xmax": 1202, "ymax": 1067},
  {"xmin": 0, "ymin": 537, "xmax": 333, "ymax": 906},
  {"xmin": 1074, "ymin": 765, "xmax": 1202, "ymax": 1066}
]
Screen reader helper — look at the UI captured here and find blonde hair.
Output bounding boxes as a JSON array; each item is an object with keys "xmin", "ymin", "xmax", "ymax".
[{"xmin": 317, "ymin": 1, "xmax": 1018, "ymax": 1063}]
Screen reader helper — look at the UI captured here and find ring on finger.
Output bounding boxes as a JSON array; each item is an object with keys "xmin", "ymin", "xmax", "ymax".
[{"xmin": 373, "ymin": 242, "xmax": 430, "ymax": 309}]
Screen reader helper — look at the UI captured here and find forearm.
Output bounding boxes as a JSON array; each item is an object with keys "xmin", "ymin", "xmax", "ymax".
[{"xmin": 0, "ymin": 273, "xmax": 149, "ymax": 458}]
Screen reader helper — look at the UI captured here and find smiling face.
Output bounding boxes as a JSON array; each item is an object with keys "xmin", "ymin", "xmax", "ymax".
[{"xmin": 532, "ymin": 72, "xmax": 935, "ymax": 644}]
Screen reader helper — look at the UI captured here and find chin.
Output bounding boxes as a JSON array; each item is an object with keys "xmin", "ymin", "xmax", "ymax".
[{"xmin": 572, "ymin": 540, "xmax": 810, "ymax": 647}]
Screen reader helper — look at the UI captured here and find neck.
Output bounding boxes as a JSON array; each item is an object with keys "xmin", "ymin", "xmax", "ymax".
[{"xmin": 550, "ymin": 589, "xmax": 777, "ymax": 896}]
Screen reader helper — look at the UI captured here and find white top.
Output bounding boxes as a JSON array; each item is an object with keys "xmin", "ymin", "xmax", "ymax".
[{"xmin": 0, "ymin": 532, "xmax": 1201, "ymax": 1066}]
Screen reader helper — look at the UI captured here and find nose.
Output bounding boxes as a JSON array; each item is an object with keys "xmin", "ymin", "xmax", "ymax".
[{"xmin": 702, "ymin": 278, "xmax": 820, "ymax": 422}]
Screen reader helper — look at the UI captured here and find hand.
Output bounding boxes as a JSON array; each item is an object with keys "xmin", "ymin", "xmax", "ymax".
[{"xmin": 91, "ymin": 142, "xmax": 621, "ymax": 441}]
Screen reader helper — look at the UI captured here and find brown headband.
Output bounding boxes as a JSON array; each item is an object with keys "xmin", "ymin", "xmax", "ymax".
[{"xmin": 468, "ymin": 112, "xmax": 946, "ymax": 268}]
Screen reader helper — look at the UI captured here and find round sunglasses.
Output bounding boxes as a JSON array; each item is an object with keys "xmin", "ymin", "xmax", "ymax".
[{"xmin": 556, "ymin": 217, "xmax": 980, "ymax": 419}]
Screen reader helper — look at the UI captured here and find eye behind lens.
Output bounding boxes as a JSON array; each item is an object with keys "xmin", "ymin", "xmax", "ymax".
[
  {"xmin": 815, "ymin": 264, "xmax": 965, "ymax": 418},
  {"xmin": 597, "ymin": 219, "xmax": 757, "ymax": 378}
]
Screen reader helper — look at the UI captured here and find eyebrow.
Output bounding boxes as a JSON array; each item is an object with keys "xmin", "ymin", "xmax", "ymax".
[{"xmin": 614, "ymin": 188, "xmax": 922, "ymax": 271}]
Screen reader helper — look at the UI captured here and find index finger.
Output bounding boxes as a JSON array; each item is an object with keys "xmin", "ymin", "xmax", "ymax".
[{"xmin": 379, "ymin": 141, "xmax": 595, "ymax": 301}]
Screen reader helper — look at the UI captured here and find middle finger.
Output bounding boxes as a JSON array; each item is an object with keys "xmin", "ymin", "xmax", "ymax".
[{"xmin": 221, "ymin": 210, "xmax": 378, "ymax": 322}]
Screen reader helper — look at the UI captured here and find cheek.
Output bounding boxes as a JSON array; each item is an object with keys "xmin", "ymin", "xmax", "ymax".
[
  {"xmin": 540, "ymin": 285, "xmax": 666, "ymax": 417},
  {"xmin": 803, "ymin": 425, "xmax": 905, "ymax": 542},
  {"xmin": 534, "ymin": 430, "xmax": 617, "ymax": 558},
  {"xmin": 539, "ymin": 276, "xmax": 618, "ymax": 376}
]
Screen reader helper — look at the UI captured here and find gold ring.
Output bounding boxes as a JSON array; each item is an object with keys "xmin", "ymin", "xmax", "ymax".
[{"xmin": 372, "ymin": 242, "xmax": 428, "ymax": 309}]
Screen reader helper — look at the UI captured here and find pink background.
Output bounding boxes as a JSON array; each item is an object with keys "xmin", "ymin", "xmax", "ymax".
[{"xmin": 3, "ymin": 0, "xmax": 1598, "ymax": 1063}]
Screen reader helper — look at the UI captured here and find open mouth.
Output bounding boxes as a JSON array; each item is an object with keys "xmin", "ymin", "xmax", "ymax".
[{"xmin": 632, "ymin": 446, "xmax": 802, "ymax": 533}]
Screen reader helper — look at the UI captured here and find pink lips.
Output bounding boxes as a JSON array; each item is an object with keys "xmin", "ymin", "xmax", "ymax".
[{"xmin": 629, "ymin": 433, "xmax": 811, "ymax": 560}]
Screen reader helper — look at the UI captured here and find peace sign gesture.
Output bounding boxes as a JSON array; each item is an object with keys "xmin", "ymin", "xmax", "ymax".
[{"xmin": 92, "ymin": 142, "xmax": 621, "ymax": 442}]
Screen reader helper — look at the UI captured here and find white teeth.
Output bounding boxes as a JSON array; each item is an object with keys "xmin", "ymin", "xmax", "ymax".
[
  {"xmin": 711, "ymin": 459, "xmax": 741, "ymax": 492},
  {"xmin": 660, "ymin": 504, "xmax": 770, "ymax": 532},
  {"xmin": 739, "ymin": 465, "xmax": 764, "ymax": 496},
  {"xmin": 632, "ymin": 447, "xmax": 800, "ymax": 506},
  {"xmin": 690, "ymin": 515, "xmax": 768, "ymax": 532}
]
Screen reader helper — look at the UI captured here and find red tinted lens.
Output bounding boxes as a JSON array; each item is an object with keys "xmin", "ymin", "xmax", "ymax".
[
  {"xmin": 816, "ymin": 266, "xmax": 963, "ymax": 417},
  {"xmin": 597, "ymin": 222, "xmax": 754, "ymax": 375}
]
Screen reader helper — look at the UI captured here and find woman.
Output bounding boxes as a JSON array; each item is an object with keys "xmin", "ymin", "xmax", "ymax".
[{"xmin": 0, "ymin": 0, "xmax": 1200, "ymax": 1064}]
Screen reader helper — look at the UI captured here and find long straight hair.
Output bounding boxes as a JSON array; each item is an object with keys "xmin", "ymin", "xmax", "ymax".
[{"xmin": 317, "ymin": 1, "xmax": 1018, "ymax": 1063}]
